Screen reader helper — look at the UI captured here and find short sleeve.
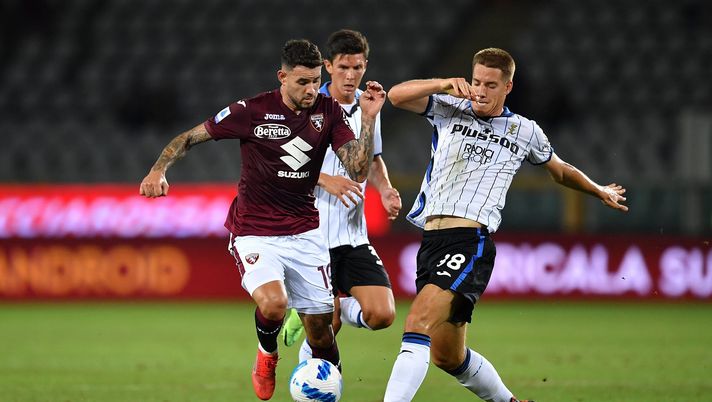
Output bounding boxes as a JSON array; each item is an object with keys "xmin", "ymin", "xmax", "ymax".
[
  {"xmin": 203, "ymin": 100, "xmax": 251, "ymax": 140},
  {"xmin": 526, "ymin": 122, "xmax": 554, "ymax": 165},
  {"xmin": 329, "ymin": 102, "xmax": 356, "ymax": 152},
  {"xmin": 373, "ymin": 113, "xmax": 383, "ymax": 156},
  {"xmin": 422, "ymin": 94, "xmax": 468, "ymax": 127}
]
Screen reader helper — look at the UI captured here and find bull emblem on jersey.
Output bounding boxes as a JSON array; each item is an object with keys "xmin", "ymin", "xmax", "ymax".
[
  {"xmin": 310, "ymin": 113, "xmax": 324, "ymax": 132},
  {"xmin": 245, "ymin": 253, "xmax": 259, "ymax": 264}
]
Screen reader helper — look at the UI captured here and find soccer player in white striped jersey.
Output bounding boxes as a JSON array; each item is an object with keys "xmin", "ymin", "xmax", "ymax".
[
  {"xmin": 383, "ymin": 48, "xmax": 628, "ymax": 402},
  {"xmin": 282, "ymin": 30, "xmax": 402, "ymax": 360}
]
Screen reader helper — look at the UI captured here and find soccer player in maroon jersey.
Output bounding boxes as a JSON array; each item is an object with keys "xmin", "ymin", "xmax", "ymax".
[{"xmin": 139, "ymin": 39, "xmax": 386, "ymax": 400}]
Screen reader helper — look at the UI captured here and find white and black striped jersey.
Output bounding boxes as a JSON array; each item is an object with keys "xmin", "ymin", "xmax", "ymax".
[
  {"xmin": 315, "ymin": 82, "xmax": 383, "ymax": 248},
  {"xmin": 407, "ymin": 94, "xmax": 552, "ymax": 233}
]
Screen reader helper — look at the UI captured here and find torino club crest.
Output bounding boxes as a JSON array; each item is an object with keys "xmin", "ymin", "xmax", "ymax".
[
  {"xmin": 245, "ymin": 253, "xmax": 260, "ymax": 264},
  {"xmin": 310, "ymin": 113, "xmax": 324, "ymax": 132}
]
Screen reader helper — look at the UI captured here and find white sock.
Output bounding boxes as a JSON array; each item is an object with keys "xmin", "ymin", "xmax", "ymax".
[
  {"xmin": 384, "ymin": 333, "xmax": 431, "ymax": 402},
  {"xmin": 339, "ymin": 297, "xmax": 371, "ymax": 329},
  {"xmin": 298, "ymin": 338, "xmax": 313, "ymax": 363},
  {"xmin": 450, "ymin": 348, "xmax": 513, "ymax": 402}
]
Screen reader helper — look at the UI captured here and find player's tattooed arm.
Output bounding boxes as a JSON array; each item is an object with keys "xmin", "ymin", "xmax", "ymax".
[
  {"xmin": 139, "ymin": 124, "xmax": 212, "ymax": 198},
  {"xmin": 335, "ymin": 116, "xmax": 375, "ymax": 183},
  {"xmin": 335, "ymin": 81, "xmax": 386, "ymax": 182},
  {"xmin": 151, "ymin": 124, "xmax": 212, "ymax": 173}
]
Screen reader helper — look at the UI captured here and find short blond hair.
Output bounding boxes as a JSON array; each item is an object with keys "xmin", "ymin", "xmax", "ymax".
[{"xmin": 473, "ymin": 48, "xmax": 515, "ymax": 82}]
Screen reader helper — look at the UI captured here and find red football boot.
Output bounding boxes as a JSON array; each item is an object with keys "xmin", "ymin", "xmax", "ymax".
[{"xmin": 251, "ymin": 348, "xmax": 278, "ymax": 400}]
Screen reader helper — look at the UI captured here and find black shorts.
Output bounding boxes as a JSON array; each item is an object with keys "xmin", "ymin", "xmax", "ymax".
[
  {"xmin": 329, "ymin": 244, "xmax": 392, "ymax": 296},
  {"xmin": 415, "ymin": 227, "xmax": 496, "ymax": 323}
]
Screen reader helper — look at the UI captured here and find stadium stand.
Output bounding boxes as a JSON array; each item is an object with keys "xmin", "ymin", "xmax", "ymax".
[
  {"xmin": 1, "ymin": 0, "xmax": 709, "ymax": 233},
  {"xmin": 0, "ymin": 0, "xmax": 474, "ymax": 182},
  {"xmin": 513, "ymin": 0, "xmax": 712, "ymax": 182},
  {"xmin": 508, "ymin": 0, "xmax": 711, "ymax": 232}
]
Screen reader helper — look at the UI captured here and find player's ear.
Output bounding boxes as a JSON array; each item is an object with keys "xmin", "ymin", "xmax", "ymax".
[
  {"xmin": 277, "ymin": 69, "xmax": 288, "ymax": 85},
  {"xmin": 323, "ymin": 59, "xmax": 333, "ymax": 75},
  {"xmin": 505, "ymin": 80, "xmax": 513, "ymax": 94}
]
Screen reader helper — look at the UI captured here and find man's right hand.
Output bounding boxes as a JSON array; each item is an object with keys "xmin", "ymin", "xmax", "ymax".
[
  {"xmin": 441, "ymin": 78, "xmax": 475, "ymax": 100},
  {"xmin": 318, "ymin": 173, "xmax": 364, "ymax": 207},
  {"xmin": 139, "ymin": 170, "xmax": 169, "ymax": 198},
  {"xmin": 359, "ymin": 81, "xmax": 387, "ymax": 119}
]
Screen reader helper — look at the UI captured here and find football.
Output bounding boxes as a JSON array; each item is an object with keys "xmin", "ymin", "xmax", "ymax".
[{"xmin": 289, "ymin": 358, "xmax": 343, "ymax": 402}]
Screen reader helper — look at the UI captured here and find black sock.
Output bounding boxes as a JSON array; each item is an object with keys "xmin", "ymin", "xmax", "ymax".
[
  {"xmin": 310, "ymin": 340, "xmax": 341, "ymax": 371},
  {"xmin": 254, "ymin": 307, "xmax": 283, "ymax": 354}
]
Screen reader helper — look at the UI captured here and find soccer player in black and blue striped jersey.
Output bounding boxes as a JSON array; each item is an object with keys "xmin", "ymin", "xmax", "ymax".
[{"xmin": 383, "ymin": 48, "xmax": 628, "ymax": 402}]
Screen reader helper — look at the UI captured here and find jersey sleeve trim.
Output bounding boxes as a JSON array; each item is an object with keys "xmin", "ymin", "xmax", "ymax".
[
  {"xmin": 528, "ymin": 147, "xmax": 554, "ymax": 165},
  {"xmin": 203, "ymin": 120, "xmax": 220, "ymax": 141},
  {"xmin": 420, "ymin": 95, "xmax": 434, "ymax": 117}
]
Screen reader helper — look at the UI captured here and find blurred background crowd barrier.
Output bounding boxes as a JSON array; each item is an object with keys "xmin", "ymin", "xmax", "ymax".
[{"xmin": 1, "ymin": 0, "xmax": 711, "ymax": 300}]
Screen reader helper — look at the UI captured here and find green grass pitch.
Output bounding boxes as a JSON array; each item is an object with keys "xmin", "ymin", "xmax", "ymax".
[{"xmin": 1, "ymin": 301, "xmax": 710, "ymax": 402}]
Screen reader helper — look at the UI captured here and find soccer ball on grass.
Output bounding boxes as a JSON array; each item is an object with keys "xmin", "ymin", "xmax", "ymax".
[{"xmin": 288, "ymin": 358, "xmax": 342, "ymax": 402}]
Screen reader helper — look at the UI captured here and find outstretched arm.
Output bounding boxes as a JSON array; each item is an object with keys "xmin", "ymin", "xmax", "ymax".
[
  {"xmin": 139, "ymin": 124, "xmax": 212, "ymax": 198},
  {"xmin": 317, "ymin": 173, "xmax": 364, "ymax": 208},
  {"xmin": 368, "ymin": 155, "xmax": 401, "ymax": 220},
  {"xmin": 388, "ymin": 78, "xmax": 475, "ymax": 113},
  {"xmin": 544, "ymin": 153, "xmax": 628, "ymax": 212},
  {"xmin": 335, "ymin": 81, "xmax": 386, "ymax": 182}
]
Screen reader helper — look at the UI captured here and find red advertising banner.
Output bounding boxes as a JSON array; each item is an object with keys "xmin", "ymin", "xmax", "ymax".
[
  {"xmin": 0, "ymin": 184, "xmax": 391, "ymax": 238},
  {"xmin": 0, "ymin": 184, "xmax": 235, "ymax": 238},
  {"xmin": 382, "ymin": 233, "xmax": 712, "ymax": 300},
  {"xmin": 1, "ymin": 234, "xmax": 711, "ymax": 300},
  {"xmin": 1, "ymin": 184, "xmax": 709, "ymax": 300},
  {"xmin": 0, "ymin": 238, "xmax": 242, "ymax": 299}
]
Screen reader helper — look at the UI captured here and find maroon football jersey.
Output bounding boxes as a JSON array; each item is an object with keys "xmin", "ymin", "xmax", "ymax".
[{"xmin": 204, "ymin": 90, "xmax": 355, "ymax": 236}]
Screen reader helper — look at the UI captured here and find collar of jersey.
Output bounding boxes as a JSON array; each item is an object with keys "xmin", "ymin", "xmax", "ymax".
[
  {"xmin": 466, "ymin": 102, "xmax": 514, "ymax": 119},
  {"xmin": 320, "ymin": 81, "xmax": 360, "ymax": 116},
  {"xmin": 320, "ymin": 81, "xmax": 362, "ymax": 99},
  {"xmin": 500, "ymin": 106, "xmax": 513, "ymax": 117}
]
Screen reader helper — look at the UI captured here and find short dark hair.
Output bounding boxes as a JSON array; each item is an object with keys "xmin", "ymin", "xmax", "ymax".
[
  {"xmin": 324, "ymin": 29, "xmax": 369, "ymax": 61},
  {"xmin": 281, "ymin": 39, "xmax": 323, "ymax": 69},
  {"xmin": 472, "ymin": 48, "xmax": 515, "ymax": 82}
]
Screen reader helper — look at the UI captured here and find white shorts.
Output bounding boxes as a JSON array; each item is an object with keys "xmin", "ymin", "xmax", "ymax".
[{"xmin": 228, "ymin": 228, "xmax": 334, "ymax": 314}]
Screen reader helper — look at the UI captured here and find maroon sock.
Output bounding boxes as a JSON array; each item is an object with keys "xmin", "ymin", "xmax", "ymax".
[
  {"xmin": 310, "ymin": 340, "xmax": 341, "ymax": 371},
  {"xmin": 254, "ymin": 307, "xmax": 283, "ymax": 354}
]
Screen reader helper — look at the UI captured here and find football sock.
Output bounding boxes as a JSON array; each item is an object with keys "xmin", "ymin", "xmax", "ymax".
[
  {"xmin": 298, "ymin": 338, "xmax": 313, "ymax": 362},
  {"xmin": 310, "ymin": 340, "xmax": 341, "ymax": 370},
  {"xmin": 339, "ymin": 297, "xmax": 371, "ymax": 329},
  {"xmin": 254, "ymin": 307, "xmax": 283, "ymax": 354},
  {"xmin": 384, "ymin": 332, "xmax": 431, "ymax": 402},
  {"xmin": 447, "ymin": 348, "xmax": 514, "ymax": 402}
]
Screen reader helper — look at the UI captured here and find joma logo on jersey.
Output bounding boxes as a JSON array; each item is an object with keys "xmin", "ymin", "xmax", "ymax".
[
  {"xmin": 452, "ymin": 124, "xmax": 520, "ymax": 155},
  {"xmin": 264, "ymin": 113, "xmax": 285, "ymax": 120},
  {"xmin": 254, "ymin": 124, "xmax": 291, "ymax": 139}
]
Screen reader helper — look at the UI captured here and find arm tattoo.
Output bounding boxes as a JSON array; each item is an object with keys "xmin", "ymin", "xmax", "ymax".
[
  {"xmin": 336, "ymin": 116, "xmax": 375, "ymax": 182},
  {"xmin": 151, "ymin": 124, "xmax": 212, "ymax": 173}
]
